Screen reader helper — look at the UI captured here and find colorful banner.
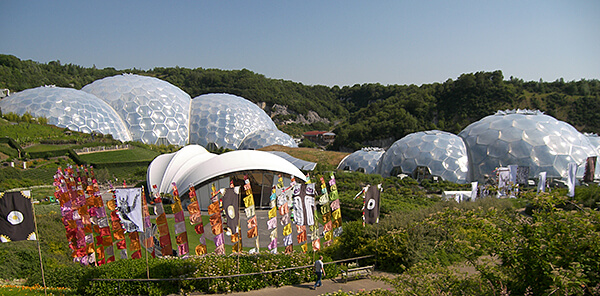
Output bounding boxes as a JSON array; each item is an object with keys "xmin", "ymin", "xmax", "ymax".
[
  {"xmin": 243, "ymin": 175, "xmax": 258, "ymax": 253},
  {"xmin": 187, "ymin": 185, "xmax": 207, "ymax": 256},
  {"xmin": 292, "ymin": 183, "xmax": 316, "ymax": 252},
  {"xmin": 171, "ymin": 183, "xmax": 189, "ymax": 257},
  {"xmin": 109, "ymin": 188, "xmax": 129, "ymax": 259},
  {"xmin": 278, "ymin": 176, "xmax": 295, "ymax": 254},
  {"xmin": 209, "ymin": 184, "xmax": 225, "ymax": 255},
  {"xmin": 55, "ymin": 166, "xmax": 96, "ymax": 264},
  {"xmin": 140, "ymin": 187, "xmax": 155, "ymax": 258},
  {"xmin": 328, "ymin": 173, "xmax": 342, "ymax": 240},
  {"xmin": 88, "ymin": 167, "xmax": 112, "ymax": 264},
  {"xmin": 319, "ymin": 176, "xmax": 333, "ymax": 247},
  {"xmin": 152, "ymin": 184, "xmax": 173, "ymax": 256}
]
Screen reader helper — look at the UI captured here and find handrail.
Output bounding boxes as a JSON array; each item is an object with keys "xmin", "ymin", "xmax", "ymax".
[{"xmin": 90, "ymin": 255, "xmax": 375, "ymax": 283}]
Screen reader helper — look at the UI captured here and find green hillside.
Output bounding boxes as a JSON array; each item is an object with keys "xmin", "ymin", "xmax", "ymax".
[{"xmin": 2, "ymin": 54, "xmax": 599, "ymax": 151}]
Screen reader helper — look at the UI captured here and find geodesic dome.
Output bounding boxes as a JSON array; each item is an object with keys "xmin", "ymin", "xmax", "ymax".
[
  {"xmin": 376, "ymin": 130, "xmax": 469, "ymax": 183},
  {"xmin": 459, "ymin": 110, "xmax": 597, "ymax": 182},
  {"xmin": 238, "ymin": 129, "xmax": 297, "ymax": 150},
  {"xmin": 188, "ymin": 93, "xmax": 278, "ymax": 150},
  {"xmin": 82, "ymin": 74, "xmax": 191, "ymax": 146},
  {"xmin": 0, "ymin": 86, "xmax": 132, "ymax": 142},
  {"xmin": 337, "ymin": 148, "xmax": 384, "ymax": 174}
]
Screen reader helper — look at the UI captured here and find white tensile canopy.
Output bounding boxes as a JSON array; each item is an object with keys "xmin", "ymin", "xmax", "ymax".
[{"xmin": 147, "ymin": 145, "xmax": 307, "ymax": 198}]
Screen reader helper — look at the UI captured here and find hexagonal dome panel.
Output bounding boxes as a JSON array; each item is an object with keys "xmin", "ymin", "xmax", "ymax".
[
  {"xmin": 82, "ymin": 74, "xmax": 191, "ymax": 146},
  {"xmin": 376, "ymin": 130, "xmax": 469, "ymax": 183},
  {"xmin": 189, "ymin": 93, "xmax": 278, "ymax": 150},
  {"xmin": 337, "ymin": 148, "xmax": 384, "ymax": 174},
  {"xmin": 459, "ymin": 109, "xmax": 596, "ymax": 182},
  {"xmin": 0, "ymin": 86, "xmax": 132, "ymax": 142},
  {"xmin": 238, "ymin": 129, "xmax": 297, "ymax": 150}
]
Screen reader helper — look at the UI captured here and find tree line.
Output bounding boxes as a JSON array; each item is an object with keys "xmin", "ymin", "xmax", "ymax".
[{"xmin": 1, "ymin": 54, "xmax": 599, "ymax": 151}]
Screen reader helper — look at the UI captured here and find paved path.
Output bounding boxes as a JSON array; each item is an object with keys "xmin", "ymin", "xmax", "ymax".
[{"xmin": 179, "ymin": 272, "xmax": 394, "ymax": 296}]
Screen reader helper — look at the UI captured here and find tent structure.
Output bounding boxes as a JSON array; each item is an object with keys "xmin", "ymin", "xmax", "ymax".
[{"xmin": 147, "ymin": 145, "xmax": 307, "ymax": 209}]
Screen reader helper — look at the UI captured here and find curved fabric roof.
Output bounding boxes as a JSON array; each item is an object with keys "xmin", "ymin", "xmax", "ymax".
[
  {"xmin": 147, "ymin": 145, "xmax": 307, "ymax": 196},
  {"xmin": 266, "ymin": 151, "xmax": 317, "ymax": 171}
]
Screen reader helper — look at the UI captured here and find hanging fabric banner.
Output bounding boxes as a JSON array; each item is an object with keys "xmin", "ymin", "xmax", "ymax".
[
  {"xmin": 187, "ymin": 185, "xmax": 207, "ymax": 256},
  {"xmin": 328, "ymin": 173, "xmax": 343, "ymax": 239},
  {"xmin": 88, "ymin": 167, "xmax": 112, "ymax": 264},
  {"xmin": 538, "ymin": 172, "xmax": 547, "ymax": 193},
  {"xmin": 140, "ymin": 187, "xmax": 155, "ymax": 258},
  {"xmin": 0, "ymin": 191, "xmax": 36, "ymax": 242},
  {"xmin": 567, "ymin": 162, "xmax": 577, "ymax": 197},
  {"xmin": 222, "ymin": 185, "xmax": 240, "ymax": 245},
  {"xmin": 267, "ymin": 180, "xmax": 279, "ymax": 254},
  {"xmin": 171, "ymin": 183, "xmax": 189, "ymax": 257},
  {"xmin": 55, "ymin": 166, "xmax": 96, "ymax": 264},
  {"xmin": 243, "ymin": 175, "xmax": 259, "ymax": 253},
  {"xmin": 152, "ymin": 184, "xmax": 173, "ymax": 256},
  {"xmin": 115, "ymin": 188, "xmax": 144, "ymax": 233},
  {"xmin": 363, "ymin": 185, "xmax": 381, "ymax": 225},
  {"xmin": 318, "ymin": 175, "xmax": 333, "ymax": 247},
  {"xmin": 109, "ymin": 187, "xmax": 129, "ymax": 259},
  {"xmin": 278, "ymin": 176, "xmax": 295, "ymax": 254},
  {"xmin": 209, "ymin": 184, "xmax": 225, "ymax": 255}
]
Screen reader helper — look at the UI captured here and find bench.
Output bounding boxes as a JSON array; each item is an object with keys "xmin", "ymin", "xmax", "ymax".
[{"xmin": 340, "ymin": 265, "xmax": 374, "ymax": 283}]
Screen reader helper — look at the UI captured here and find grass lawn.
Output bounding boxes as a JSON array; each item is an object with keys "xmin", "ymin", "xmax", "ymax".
[
  {"xmin": 78, "ymin": 147, "xmax": 159, "ymax": 163},
  {"xmin": 24, "ymin": 144, "xmax": 74, "ymax": 152}
]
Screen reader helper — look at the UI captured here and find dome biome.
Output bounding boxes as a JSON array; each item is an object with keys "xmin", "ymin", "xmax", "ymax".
[
  {"xmin": 459, "ymin": 109, "xmax": 596, "ymax": 182},
  {"xmin": 188, "ymin": 93, "xmax": 279, "ymax": 150},
  {"xmin": 0, "ymin": 86, "xmax": 132, "ymax": 142},
  {"xmin": 376, "ymin": 130, "xmax": 469, "ymax": 183},
  {"xmin": 82, "ymin": 74, "xmax": 191, "ymax": 146},
  {"xmin": 239, "ymin": 129, "xmax": 297, "ymax": 150},
  {"xmin": 337, "ymin": 148, "xmax": 384, "ymax": 174}
]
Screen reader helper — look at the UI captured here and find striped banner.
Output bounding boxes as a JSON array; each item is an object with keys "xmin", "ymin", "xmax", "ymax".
[{"xmin": 151, "ymin": 184, "xmax": 173, "ymax": 256}]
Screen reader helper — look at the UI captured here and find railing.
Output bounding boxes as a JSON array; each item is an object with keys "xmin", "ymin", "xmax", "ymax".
[{"xmin": 90, "ymin": 255, "xmax": 374, "ymax": 295}]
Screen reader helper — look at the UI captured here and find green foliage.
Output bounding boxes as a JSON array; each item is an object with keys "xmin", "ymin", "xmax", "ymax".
[{"xmin": 25, "ymin": 252, "xmax": 327, "ymax": 295}]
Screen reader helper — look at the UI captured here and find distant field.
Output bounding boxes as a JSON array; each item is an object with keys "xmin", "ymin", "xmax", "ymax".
[{"xmin": 77, "ymin": 147, "xmax": 160, "ymax": 163}]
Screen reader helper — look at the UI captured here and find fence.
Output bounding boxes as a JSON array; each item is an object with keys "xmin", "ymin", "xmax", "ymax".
[{"xmin": 90, "ymin": 255, "xmax": 375, "ymax": 295}]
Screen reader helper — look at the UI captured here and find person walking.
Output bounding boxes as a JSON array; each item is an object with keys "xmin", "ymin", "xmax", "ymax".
[{"xmin": 312, "ymin": 255, "xmax": 325, "ymax": 289}]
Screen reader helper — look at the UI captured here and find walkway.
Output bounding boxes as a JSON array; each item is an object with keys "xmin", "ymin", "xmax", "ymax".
[{"xmin": 181, "ymin": 271, "xmax": 395, "ymax": 296}]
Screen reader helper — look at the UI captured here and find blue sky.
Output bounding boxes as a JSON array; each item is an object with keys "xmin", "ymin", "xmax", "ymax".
[{"xmin": 1, "ymin": 1, "xmax": 598, "ymax": 86}]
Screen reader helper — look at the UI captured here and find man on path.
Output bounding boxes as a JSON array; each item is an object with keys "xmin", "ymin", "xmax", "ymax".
[{"xmin": 312, "ymin": 255, "xmax": 325, "ymax": 289}]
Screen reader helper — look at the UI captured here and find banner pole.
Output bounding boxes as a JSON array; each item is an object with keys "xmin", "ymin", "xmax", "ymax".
[{"xmin": 31, "ymin": 195, "xmax": 48, "ymax": 296}]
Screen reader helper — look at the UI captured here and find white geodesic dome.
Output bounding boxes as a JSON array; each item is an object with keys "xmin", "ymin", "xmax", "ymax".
[
  {"xmin": 188, "ymin": 93, "xmax": 278, "ymax": 150},
  {"xmin": 238, "ymin": 129, "xmax": 297, "ymax": 150},
  {"xmin": 376, "ymin": 130, "xmax": 469, "ymax": 183},
  {"xmin": 459, "ymin": 110, "xmax": 597, "ymax": 182},
  {"xmin": 337, "ymin": 148, "xmax": 384, "ymax": 174},
  {"xmin": 82, "ymin": 74, "xmax": 191, "ymax": 146},
  {"xmin": 0, "ymin": 86, "xmax": 132, "ymax": 142}
]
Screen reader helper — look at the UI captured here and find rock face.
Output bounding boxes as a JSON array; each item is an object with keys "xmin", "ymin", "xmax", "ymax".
[{"xmin": 264, "ymin": 103, "xmax": 330, "ymax": 125}]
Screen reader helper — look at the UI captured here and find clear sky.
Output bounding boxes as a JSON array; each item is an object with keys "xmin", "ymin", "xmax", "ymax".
[{"xmin": 1, "ymin": 0, "xmax": 598, "ymax": 87}]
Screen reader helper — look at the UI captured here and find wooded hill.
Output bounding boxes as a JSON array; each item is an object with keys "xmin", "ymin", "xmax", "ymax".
[{"xmin": 1, "ymin": 54, "xmax": 599, "ymax": 151}]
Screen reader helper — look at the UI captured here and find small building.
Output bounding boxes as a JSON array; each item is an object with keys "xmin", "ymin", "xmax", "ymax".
[{"xmin": 303, "ymin": 131, "xmax": 336, "ymax": 146}]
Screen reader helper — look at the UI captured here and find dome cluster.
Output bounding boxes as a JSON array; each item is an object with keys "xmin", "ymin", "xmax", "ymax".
[
  {"xmin": 376, "ymin": 130, "xmax": 469, "ymax": 183},
  {"xmin": 343, "ymin": 110, "xmax": 597, "ymax": 183},
  {"xmin": 0, "ymin": 74, "xmax": 296, "ymax": 150}
]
